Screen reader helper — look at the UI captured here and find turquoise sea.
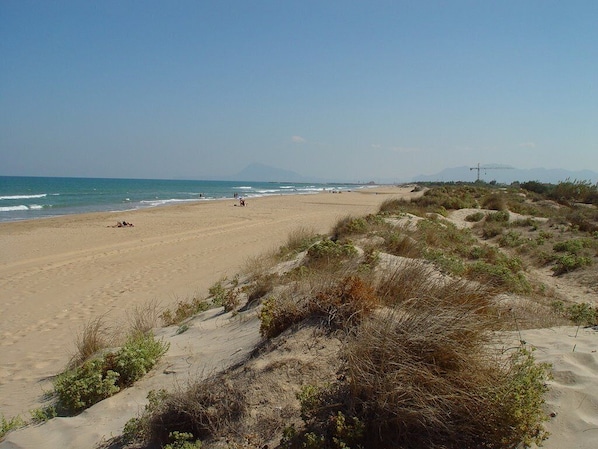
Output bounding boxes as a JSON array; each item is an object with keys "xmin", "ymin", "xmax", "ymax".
[{"xmin": 0, "ymin": 176, "xmax": 364, "ymax": 222}]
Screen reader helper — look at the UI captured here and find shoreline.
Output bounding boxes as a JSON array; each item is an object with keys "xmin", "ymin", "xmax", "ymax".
[{"xmin": 0, "ymin": 186, "xmax": 412, "ymax": 418}]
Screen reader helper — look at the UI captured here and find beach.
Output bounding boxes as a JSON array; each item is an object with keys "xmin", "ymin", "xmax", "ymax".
[
  {"xmin": 0, "ymin": 187, "xmax": 404, "ymax": 419},
  {"xmin": 2, "ymin": 186, "xmax": 598, "ymax": 449}
]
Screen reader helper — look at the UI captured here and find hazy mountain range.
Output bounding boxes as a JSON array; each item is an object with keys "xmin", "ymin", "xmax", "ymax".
[{"xmin": 224, "ymin": 163, "xmax": 598, "ymax": 185}]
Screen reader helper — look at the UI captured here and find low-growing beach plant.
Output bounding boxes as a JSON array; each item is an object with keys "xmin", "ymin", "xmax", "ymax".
[
  {"xmin": 29, "ymin": 405, "xmax": 57, "ymax": 423},
  {"xmin": 465, "ymin": 211, "xmax": 485, "ymax": 222},
  {"xmin": 306, "ymin": 239, "xmax": 358, "ymax": 264},
  {"xmin": 54, "ymin": 333, "xmax": 169, "ymax": 413},
  {"xmin": 499, "ymin": 230, "xmax": 525, "ymax": 248},
  {"xmin": 566, "ymin": 302, "xmax": 597, "ymax": 327},
  {"xmin": 0, "ymin": 414, "xmax": 25, "ymax": 440},
  {"xmin": 552, "ymin": 253, "xmax": 592, "ymax": 274},
  {"xmin": 481, "ymin": 222, "xmax": 505, "ymax": 239},
  {"xmin": 161, "ymin": 295, "xmax": 210, "ymax": 326},
  {"xmin": 486, "ymin": 210, "xmax": 510, "ymax": 223},
  {"xmin": 208, "ymin": 279, "xmax": 227, "ymax": 307}
]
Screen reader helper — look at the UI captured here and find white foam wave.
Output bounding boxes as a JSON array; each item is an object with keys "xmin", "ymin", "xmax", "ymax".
[
  {"xmin": 0, "ymin": 194, "xmax": 47, "ymax": 200},
  {"xmin": 0, "ymin": 205, "xmax": 29, "ymax": 212},
  {"xmin": 139, "ymin": 198, "xmax": 200, "ymax": 207},
  {"xmin": 235, "ymin": 186, "xmax": 253, "ymax": 190},
  {"xmin": 29, "ymin": 204, "xmax": 44, "ymax": 210}
]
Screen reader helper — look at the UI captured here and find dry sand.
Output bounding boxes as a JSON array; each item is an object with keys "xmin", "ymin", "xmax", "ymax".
[
  {"xmin": 2, "ymin": 186, "xmax": 598, "ymax": 449},
  {"xmin": 0, "ymin": 188, "xmax": 402, "ymax": 420}
]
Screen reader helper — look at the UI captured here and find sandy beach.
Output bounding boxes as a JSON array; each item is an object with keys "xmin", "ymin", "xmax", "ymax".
[
  {"xmin": 2, "ymin": 186, "xmax": 598, "ymax": 449},
  {"xmin": 0, "ymin": 187, "xmax": 403, "ymax": 419}
]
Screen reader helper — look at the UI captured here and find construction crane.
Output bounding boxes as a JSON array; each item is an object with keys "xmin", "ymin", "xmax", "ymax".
[{"xmin": 469, "ymin": 163, "xmax": 514, "ymax": 182}]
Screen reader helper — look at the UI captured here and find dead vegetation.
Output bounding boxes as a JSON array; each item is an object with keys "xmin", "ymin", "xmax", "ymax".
[{"xmin": 112, "ymin": 181, "xmax": 597, "ymax": 449}]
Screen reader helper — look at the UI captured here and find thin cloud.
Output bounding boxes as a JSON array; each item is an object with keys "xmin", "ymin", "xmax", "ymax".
[{"xmin": 292, "ymin": 135, "xmax": 306, "ymax": 143}]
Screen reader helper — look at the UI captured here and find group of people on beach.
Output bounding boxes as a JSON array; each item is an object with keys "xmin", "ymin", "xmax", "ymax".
[
  {"xmin": 108, "ymin": 221, "xmax": 134, "ymax": 228},
  {"xmin": 233, "ymin": 193, "xmax": 246, "ymax": 206}
]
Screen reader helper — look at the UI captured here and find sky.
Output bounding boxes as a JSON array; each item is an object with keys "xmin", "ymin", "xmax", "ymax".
[{"xmin": 1, "ymin": 1, "xmax": 597, "ymax": 182}]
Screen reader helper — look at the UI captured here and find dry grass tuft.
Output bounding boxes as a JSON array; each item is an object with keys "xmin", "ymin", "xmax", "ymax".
[
  {"xmin": 69, "ymin": 315, "xmax": 112, "ymax": 368},
  {"xmin": 126, "ymin": 299, "xmax": 161, "ymax": 335},
  {"xmin": 146, "ymin": 375, "xmax": 246, "ymax": 445},
  {"xmin": 343, "ymin": 296, "xmax": 535, "ymax": 448}
]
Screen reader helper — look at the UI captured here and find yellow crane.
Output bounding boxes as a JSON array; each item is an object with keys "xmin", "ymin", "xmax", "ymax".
[{"xmin": 469, "ymin": 163, "xmax": 514, "ymax": 182}]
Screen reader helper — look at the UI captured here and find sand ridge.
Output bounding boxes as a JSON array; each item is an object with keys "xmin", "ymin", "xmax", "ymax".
[{"xmin": 0, "ymin": 188, "xmax": 406, "ymax": 420}]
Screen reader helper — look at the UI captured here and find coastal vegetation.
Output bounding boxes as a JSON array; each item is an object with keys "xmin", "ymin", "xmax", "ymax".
[
  {"xmin": 5, "ymin": 179, "xmax": 595, "ymax": 447},
  {"xmin": 108, "ymin": 180, "xmax": 597, "ymax": 449}
]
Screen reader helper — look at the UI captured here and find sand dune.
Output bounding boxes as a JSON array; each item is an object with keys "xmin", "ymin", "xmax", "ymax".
[
  {"xmin": 2, "ymin": 187, "xmax": 597, "ymax": 449},
  {"xmin": 0, "ymin": 189, "xmax": 400, "ymax": 420}
]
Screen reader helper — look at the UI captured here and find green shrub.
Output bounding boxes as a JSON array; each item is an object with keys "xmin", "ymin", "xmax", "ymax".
[
  {"xmin": 553, "ymin": 254, "xmax": 592, "ymax": 274},
  {"xmin": 521, "ymin": 181, "xmax": 550, "ymax": 195},
  {"xmin": 307, "ymin": 240, "xmax": 358, "ymax": 263},
  {"xmin": 553, "ymin": 239, "xmax": 587, "ymax": 254},
  {"xmin": 491, "ymin": 347, "xmax": 552, "ymax": 448},
  {"xmin": 208, "ymin": 280, "xmax": 227, "ymax": 306},
  {"xmin": 332, "ymin": 216, "xmax": 369, "ymax": 240},
  {"xmin": 466, "ymin": 260, "xmax": 531, "ymax": 294},
  {"xmin": 161, "ymin": 296, "xmax": 210, "ymax": 326},
  {"xmin": 465, "ymin": 211, "xmax": 485, "ymax": 222},
  {"xmin": 0, "ymin": 414, "xmax": 25, "ymax": 440},
  {"xmin": 481, "ymin": 222, "xmax": 505, "ymax": 239},
  {"xmin": 54, "ymin": 334, "xmax": 169, "ymax": 413},
  {"xmin": 566, "ymin": 302, "xmax": 597, "ymax": 326},
  {"xmin": 486, "ymin": 210, "xmax": 510, "ymax": 223},
  {"xmin": 30, "ymin": 405, "xmax": 57, "ymax": 423},
  {"xmin": 499, "ymin": 230, "xmax": 524, "ymax": 248}
]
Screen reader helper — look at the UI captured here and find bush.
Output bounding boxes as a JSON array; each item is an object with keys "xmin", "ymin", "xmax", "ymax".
[
  {"xmin": 553, "ymin": 239, "xmax": 588, "ymax": 254},
  {"xmin": 499, "ymin": 230, "xmax": 524, "ymax": 248},
  {"xmin": 161, "ymin": 296, "xmax": 210, "ymax": 326},
  {"xmin": 54, "ymin": 333, "xmax": 169, "ymax": 413},
  {"xmin": 482, "ymin": 193, "xmax": 506, "ymax": 211},
  {"xmin": 486, "ymin": 210, "xmax": 510, "ymax": 223},
  {"xmin": 465, "ymin": 211, "xmax": 485, "ymax": 222},
  {"xmin": 342, "ymin": 307, "xmax": 551, "ymax": 448},
  {"xmin": 0, "ymin": 414, "xmax": 25, "ymax": 440},
  {"xmin": 466, "ymin": 260, "xmax": 531, "ymax": 294},
  {"xmin": 553, "ymin": 254, "xmax": 592, "ymax": 274},
  {"xmin": 259, "ymin": 276, "xmax": 378, "ymax": 339},
  {"xmin": 307, "ymin": 240, "xmax": 358, "ymax": 264}
]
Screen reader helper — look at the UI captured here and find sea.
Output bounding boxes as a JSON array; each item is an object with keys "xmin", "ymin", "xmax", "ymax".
[{"xmin": 0, "ymin": 176, "xmax": 365, "ymax": 223}]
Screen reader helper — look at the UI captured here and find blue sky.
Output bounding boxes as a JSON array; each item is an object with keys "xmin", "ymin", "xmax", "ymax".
[{"xmin": 1, "ymin": 1, "xmax": 597, "ymax": 182}]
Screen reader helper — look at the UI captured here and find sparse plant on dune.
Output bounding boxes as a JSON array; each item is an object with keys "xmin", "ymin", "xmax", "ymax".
[
  {"xmin": 1, "ymin": 414, "xmax": 25, "ymax": 440},
  {"xmin": 127, "ymin": 298, "xmax": 162, "ymax": 335},
  {"xmin": 70, "ymin": 315, "xmax": 113, "ymax": 368}
]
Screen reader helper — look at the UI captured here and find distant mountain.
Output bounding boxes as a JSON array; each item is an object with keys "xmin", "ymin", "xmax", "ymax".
[
  {"xmin": 225, "ymin": 163, "xmax": 336, "ymax": 183},
  {"xmin": 413, "ymin": 166, "xmax": 598, "ymax": 184}
]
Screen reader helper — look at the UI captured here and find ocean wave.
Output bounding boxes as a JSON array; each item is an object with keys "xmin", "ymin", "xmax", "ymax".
[
  {"xmin": 235, "ymin": 186, "xmax": 253, "ymax": 190},
  {"xmin": 0, "ymin": 205, "xmax": 29, "ymax": 212},
  {"xmin": 0, "ymin": 194, "xmax": 47, "ymax": 200},
  {"xmin": 139, "ymin": 198, "xmax": 201, "ymax": 207}
]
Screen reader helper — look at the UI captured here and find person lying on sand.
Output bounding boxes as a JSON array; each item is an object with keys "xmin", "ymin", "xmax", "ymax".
[{"xmin": 108, "ymin": 221, "xmax": 134, "ymax": 228}]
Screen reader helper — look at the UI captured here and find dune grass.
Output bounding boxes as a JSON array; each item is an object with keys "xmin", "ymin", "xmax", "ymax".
[{"xmin": 119, "ymin": 182, "xmax": 596, "ymax": 448}]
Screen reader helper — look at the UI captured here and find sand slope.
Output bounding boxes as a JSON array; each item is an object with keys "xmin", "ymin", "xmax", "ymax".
[{"xmin": 0, "ymin": 189, "xmax": 401, "ymax": 420}]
